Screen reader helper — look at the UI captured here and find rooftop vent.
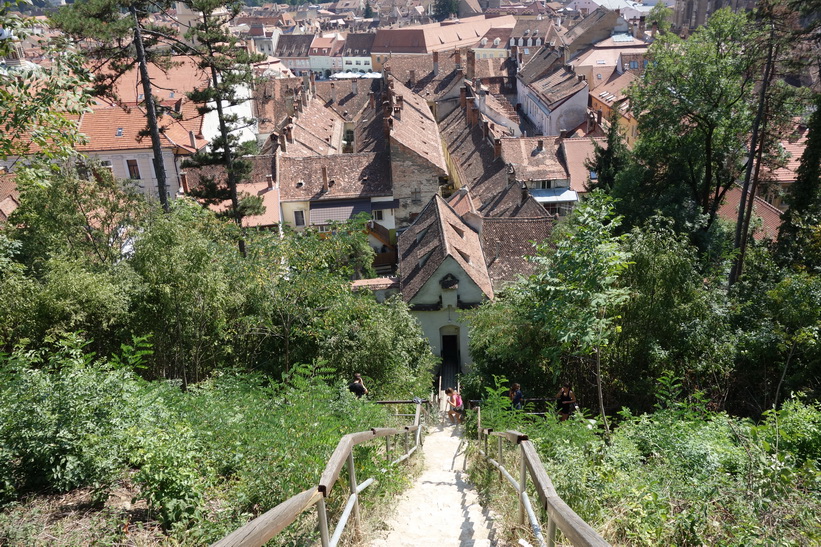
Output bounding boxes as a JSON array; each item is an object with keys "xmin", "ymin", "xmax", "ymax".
[{"xmin": 115, "ymin": 127, "xmax": 123, "ymax": 137}]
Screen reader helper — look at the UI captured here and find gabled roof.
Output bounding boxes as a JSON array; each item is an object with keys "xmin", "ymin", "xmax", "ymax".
[
  {"xmin": 387, "ymin": 77, "xmax": 448, "ymax": 173},
  {"xmin": 286, "ymin": 97, "xmax": 346, "ymax": 156},
  {"xmin": 77, "ymin": 104, "xmax": 207, "ymax": 154},
  {"xmin": 517, "ymin": 46, "xmax": 563, "ymax": 86},
  {"xmin": 383, "ymin": 50, "xmax": 463, "ymax": 100},
  {"xmin": 481, "ymin": 216, "xmax": 552, "ymax": 289},
  {"xmin": 372, "ymin": 15, "xmax": 516, "ymax": 54},
  {"xmin": 531, "ymin": 67, "xmax": 587, "ymax": 109},
  {"xmin": 511, "ymin": 18, "xmax": 559, "ymax": 40},
  {"xmin": 314, "ymin": 78, "xmax": 379, "ymax": 121},
  {"xmin": 770, "ymin": 119, "xmax": 809, "ymax": 183},
  {"xmin": 592, "ymin": 70, "xmax": 636, "ymax": 109},
  {"xmin": 277, "ymin": 153, "xmax": 392, "ymax": 201},
  {"xmin": 104, "ymin": 56, "xmax": 210, "ymax": 104},
  {"xmin": 562, "ymin": 7, "xmax": 622, "ymax": 57},
  {"xmin": 398, "ymin": 194, "xmax": 493, "ymax": 303},
  {"xmin": 274, "ymin": 34, "xmax": 315, "ymax": 58},
  {"xmin": 500, "ymin": 137, "xmax": 568, "ymax": 182},
  {"xmin": 559, "ymin": 137, "xmax": 605, "ymax": 193},
  {"xmin": 343, "ymin": 33, "xmax": 377, "ymax": 55},
  {"xmin": 718, "ymin": 185, "xmax": 782, "ymax": 241}
]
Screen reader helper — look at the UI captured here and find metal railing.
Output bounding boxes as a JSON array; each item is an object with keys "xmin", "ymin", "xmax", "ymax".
[
  {"xmin": 475, "ymin": 407, "xmax": 610, "ymax": 547},
  {"xmin": 213, "ymin": 400, "xmax": 428, "ymax": 547}
]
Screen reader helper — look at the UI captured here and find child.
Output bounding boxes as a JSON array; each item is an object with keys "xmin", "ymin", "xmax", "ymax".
[{"xmin": 445, "ymin": 387, "xmax": 463, "ymax": 424}]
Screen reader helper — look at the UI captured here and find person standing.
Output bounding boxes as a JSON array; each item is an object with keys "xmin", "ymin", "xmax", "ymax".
[
  {"xmin": 556, "ymin": 383, "xmax": 576, "ymax": 421},
  {"xmin": 349, "ymin": 373, "xmax": 368, "ymax": 398},
  {"xmin": 509, "ymin": 383, "xmax": 523, "ymax": 410}
]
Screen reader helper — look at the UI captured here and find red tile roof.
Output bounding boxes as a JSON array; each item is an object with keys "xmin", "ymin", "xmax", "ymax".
[
  {"xmin": 0, "ymin": 172, "xmax": 19, "ymax": 223},
  {"xmin": 277, "ymin": 153, "xmax": 392, "ymax": 201},
  {"xmin": 560, "ymin": 137, "xmax": 605, "ymax": 193},
  {"xmin": 718, "ymin": 185, "xmax": 783, "ymax": 241},
  {"xmin": 387, "ymin": 77, "xmax": 448, "ymax": 173},
  {"xmin": 481, "ymin": 216, "xmax": 553, "ymax": 289},
  {"xmin": 105, "ymin": 57, "xmax": 211, "ymax": 104},
  {"xmin": 770, "ymin": 120, "xmax": 809, "ymax": 183},
  {"xmin": 500, "ymin": 137, "xmax": 568, "ymax": 182}
]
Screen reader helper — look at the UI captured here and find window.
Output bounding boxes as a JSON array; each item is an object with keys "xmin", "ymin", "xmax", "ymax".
[
  {"xmin": 523, "ymin": 48, "xmax": 530, "ymax": 55},
  {"xmin": 373, "ymin": 209, "xmax": 384, "ymax": 221},
  {"xmin": 126, "ymin": 159, "xmax": 141, "ymax": 179},
  {"xmin": 629, "ymin": 61, "xmax": 639, "ymax": 69},
  {"xmin": 355, "ymin": 60, "xmax": 361, "ymax": 65},
  {"xmin": 294, "ymin": 210, "xmax": 305, "ymax": 226},
  {"xmin": 411, "ymin": 188, "xmax": 422, "ymax": 202},
  {"xmin": 317, "ymin": 224, "xmax": 331, "ymax": 233},
  {"xmin": 115, "ymin": 127, "xmax": 123, "ymax": 137},
  {"xmin": 345, "ymin": 60, "xmax": 353, "ymax": 65}
]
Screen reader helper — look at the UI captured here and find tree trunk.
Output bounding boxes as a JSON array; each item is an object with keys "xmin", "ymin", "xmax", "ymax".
[
  {"xmin": 595, "ymin": 346, "xmax": 610, "ymax": 438},
  {"xmin": 131, "ymin": 6, "xmax": 170, "ymax": 212},
  {"xmin": 729, "ymin": 21, "xmax": 776, "ymax": 286}
]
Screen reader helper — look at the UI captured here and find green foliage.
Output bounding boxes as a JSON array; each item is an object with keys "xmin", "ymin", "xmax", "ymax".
[{"xmin": 433, "ymin": 0, "xmax": 458, "ymax": 20}]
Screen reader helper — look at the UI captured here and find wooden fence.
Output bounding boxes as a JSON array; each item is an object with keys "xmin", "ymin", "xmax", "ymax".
[
  {"xmin": 212, "ymin": 400, "xmax": 429, "ymax": 547},
  {"xmin": 476, "ymin": 407, "xmax": 610, "ymax": 547}
]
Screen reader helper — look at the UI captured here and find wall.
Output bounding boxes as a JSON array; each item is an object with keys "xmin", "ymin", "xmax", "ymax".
[
  {"xmin": 390, "ymin": 139, "xmax": 447, "ymax": 228},
  {"xmin": 280, "ymin": 199, "xmax": 309, "ymax": 229}
]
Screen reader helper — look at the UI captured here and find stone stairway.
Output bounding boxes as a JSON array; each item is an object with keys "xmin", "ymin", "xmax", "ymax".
[{"xmin": 367, "ymin": 422, "xmax": 504, "ymax": 547}]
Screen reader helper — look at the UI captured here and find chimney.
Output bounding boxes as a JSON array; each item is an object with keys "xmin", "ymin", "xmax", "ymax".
[
  {"xmin": 180, "ymin": 172, "xmax": 189, "ymax": 193},
  {"xmin": 467, "ymin": 49, "xmax": 476, "ymax": 80},
  {"xmin": 482, "ymin": 120, "xmax": 489, "ymax": 138},
  {"xmin": 330, "ymin": 82, "xmax": 336, "ymax": 103},
  {"xmin": 459, "ymin": 86, "xmax": 467, "ymax": 109},
  {"xmin": 309, "ymin": 71, "xmax": 316, "ymax": 94},
  {"xmin": 433, "ymin": 51, "xmax": 439, "ymax": 76},
  {"xmin": 322, "ymin": 166, "xmax": 329, "ymax": 192},
  {"xmin": 596, "ymin": 109, "xmax": 603, "ymax": 125},
  {"xmin": 285, "ymin": 94, "xmax": 295, "ymax": 115},
  {"xmin": 302, "ymin": 73, "xmax": 310, "ymax": 94},
  {"xmin": 369, "ymin": 91, "xmax": 375, "ymax": 109},
  {"xmin": 383, "ymin": 116, "xmax": 393, "ymax": 136},
  {"xmin": 279, "ymin": 131, "xmax": 287, "ymax": 153},
  {"xmin": 396, "ymin": 95, "xmax": 403, "ymax": 110},
  {"xmin": 520, "ymin": 180, "xmax": 528, "ymax": 206},
  {"xmin": 352, "ymin": 78, "xmax": 358, "ymax": 95},
  {"xmin": 651, "ymin": 21, "xmax": 658, "ymax": 36},
  {"xmin": 637, "ymin": 16, "xmax": 646, "ymax": 40},
  {"xmin": 466, "ymin": 97, "xmax": 476, "ymax": 126},
  {"xmin": 189, "ymin": 131, "xmax": 197, "ymax": 149},
  {"xmin": 537, "ymin": 139, "xmax": 544, "ymax": 151},
  {"xmin": 285, "ymin": 123, "xmax": 294, "ymax": 143},
  {"xmin": 409, "ymin": 69, "xmax": 416, "ymax": 86},
  {"xmin": 266, "ymin": 174, "xmax": 273, "ymax": 189},
  {"xmin": 494, "ymin": 138, "xmax": 502, "ymax": 159}
]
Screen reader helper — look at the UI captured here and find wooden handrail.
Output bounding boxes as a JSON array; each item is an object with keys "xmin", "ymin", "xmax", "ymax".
[
  {"xmin": 213, "ymin": 488, "xmax": 322, "ymax": 547},
  {"xmin": 475, "ymin": 407, "xmax": 610, "ymax": 547},
  {"xmin": 213, "ymin": 401, "xmax": 426, "ymax": 547}
]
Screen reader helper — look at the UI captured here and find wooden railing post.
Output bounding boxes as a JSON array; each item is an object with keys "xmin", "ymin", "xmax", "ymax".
[
  {"xmin": 347, "ymin": 451, "xmax": 361, "ymax": 537},
  {"xmin": 497, "ymin": 435, "xmax": 503, "ymax": 480},
  {"xmin": 404, "ymin": 431, "xmax": 409, "ymax": 454},
  {"xmin": 385, "ymin": 436, "xmax": 391, "ymax": 463},
  {"xmin": 518, "ymin": 443, "xmax": 526, "ymax": 525},
  {"xmin": 546, "ymin": 517, "xmax": 556, "ymax": 547},
  {"xmin": 317, "ymin": 496, "xmax": 330, "ymax": 547}
]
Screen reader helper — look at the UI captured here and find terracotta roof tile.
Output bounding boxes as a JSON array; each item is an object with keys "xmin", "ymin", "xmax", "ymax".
[
  {"xmin": 531, "ymin": 67, "xmax": 587, "ymax": 108},
  {"xmin": 718, "ymin": 185, "xmax": 782, "ymax": 241},
  {"xmin": 105, "ymin": 56, "xmax": 211, "ymax": 104},
  {"xmin": 398, "ymin": 195, "xmax": 493, "ymax": 303},
  {"xmin": 254, "ymin": 76, "xmax": 303, "ymax": 134},
  {"xmin": 500, "ymin": 137, "xmax": 567, "ymax": 182},
  {"xmin": 770, "ymin": 119, "xmax": 809, "ymax": 183},
  {"xmin": 481, "ymin": 216, "xmax": 552, "ymax": 288},
  {"xmin": 559, "ymin": 137, "xmax": 605, "ymax": 193},
  {"xmin": 383, "ymin": 51, "xmax": 462, "ymax": 100},
  {"xmin": 387, "ymin": 77, "xmax": 448, "ymax": 173},
  {"xmin": 286, "ymin": 97, "xmax": 346, "ymax": 156},
  {"xmin": 277, "ymin": 153, "xmax": 392, "ymax": 201},
  {"xmin": 0, "ymin": 172, "xmax": 19, "ymax": 223}
]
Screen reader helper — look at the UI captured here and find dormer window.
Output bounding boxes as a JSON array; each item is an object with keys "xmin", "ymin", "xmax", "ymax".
[
  {"xmin": 418, "ymin": 250, "xmax": 433, "ymax": 268},
  {"xmin": 456, "ymin": 249, "xmax": 470, "ymax": 264},
  {"xmin": 416, "ymin": 225, "xmax": 430, "ymax": 243},
  {"xmin": 450, "ymin": 223, "xmax": 464, "ymax": 238}
]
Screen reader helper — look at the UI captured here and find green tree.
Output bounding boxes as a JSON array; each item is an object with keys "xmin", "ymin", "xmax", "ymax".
[
  {"xmin": 527, "ymin": 193, "xmax": 632, "ymax": 433},
  {"xmin": 585, "ymin": 110, "xmax": 631, "ymax": 193},
  {"xmin": 176, "ymin": 0, "xmax": 265, "ymax": 255},
  {"xmin": 647, "ymin": 2, "xmax": 672, "ymax": 35},
  {"xmin": 628, "ymin": 9, "xmax": 761, "ymax": 235},
  {"xmin": 433, "ymin": 0, "xmax": 458, "ymax": 21},
  {"xmin": 363, "ymin": 1, "xmax": 373, "ymax": 18},
  {"xmin": 51, "ymin": 0, "xmax": 179, "ymax": 210},
  {"xmin": 777, "ymin": 93, "xmax": 821, "ymax": 272}
]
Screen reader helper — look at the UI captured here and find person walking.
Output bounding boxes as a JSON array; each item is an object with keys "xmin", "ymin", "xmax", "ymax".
[
  {"xmin": 509, "ymin": 383, "xmax": 523, "ymax": 410},
  {"xmin": 556, "ymin": 383, "xmax": 576, "ymax": 421},
  {"xmin": 349, "ymin": 373, "xmax": 368, "ymax": 398}
]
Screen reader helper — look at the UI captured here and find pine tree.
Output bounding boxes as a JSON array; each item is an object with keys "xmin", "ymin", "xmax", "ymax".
[
  {"xmin": 51, "ymin": 0, "xmax": 176, "ymax": 211},
  {"xmin": 174, "ymin": 0, "xmax": 266, "ymax": 256},
  {"xmin": 585, "ymin": 110, "xmax": 630, "ymax": 193}
]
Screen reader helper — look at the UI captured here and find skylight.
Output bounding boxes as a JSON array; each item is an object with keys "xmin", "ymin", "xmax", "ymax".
[{"xmin": 115, "ymin": 127, "xmax": 123, "ymax": 137}]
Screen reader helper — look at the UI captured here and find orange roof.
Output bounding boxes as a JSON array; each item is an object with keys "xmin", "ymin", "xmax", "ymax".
[
  {"xmin": 76, "ymin": 104, "xmax": 207, "ymax": 153},
  {"xmin": 210, "ymin": 181, "xmax": 281, "ymax": 227},
  {"xmin": 0, "ymin": 172, "xmax": 19, "ymax": 223},
  {"xmin": 770, "ymin": 119, "xmax": 809, "ymax": 183},
  {"xmin": 102, "ymin": 57, "xmax": 211, "ymax": 104},
  {"xmin": 718, "ymin": 185, "xmax": 782, "ymax": 241}
]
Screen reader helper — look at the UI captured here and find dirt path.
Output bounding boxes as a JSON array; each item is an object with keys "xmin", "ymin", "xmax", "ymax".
[{"xmin": 367, "ymin": 421, "xmax": 505, "ymax": 547}]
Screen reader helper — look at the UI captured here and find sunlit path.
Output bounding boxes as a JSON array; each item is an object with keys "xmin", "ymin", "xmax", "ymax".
[{"xmin": 367, "ymin": 422, "xmax": 504, "ymax": 547}]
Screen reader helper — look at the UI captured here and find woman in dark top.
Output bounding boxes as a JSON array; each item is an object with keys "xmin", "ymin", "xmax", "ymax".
[
  {"xmin": 556, "ymin": 383, "xmax": 576, "ymax": 421},
  {"xmin": 509, "ymin": 383, "xmax": 523, "ymax": 410}
]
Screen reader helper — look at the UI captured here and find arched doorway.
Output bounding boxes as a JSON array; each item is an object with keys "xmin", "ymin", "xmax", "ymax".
[{"xmin": 439, "ymin": 325, "xmax": 460, "ymax": 391}]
